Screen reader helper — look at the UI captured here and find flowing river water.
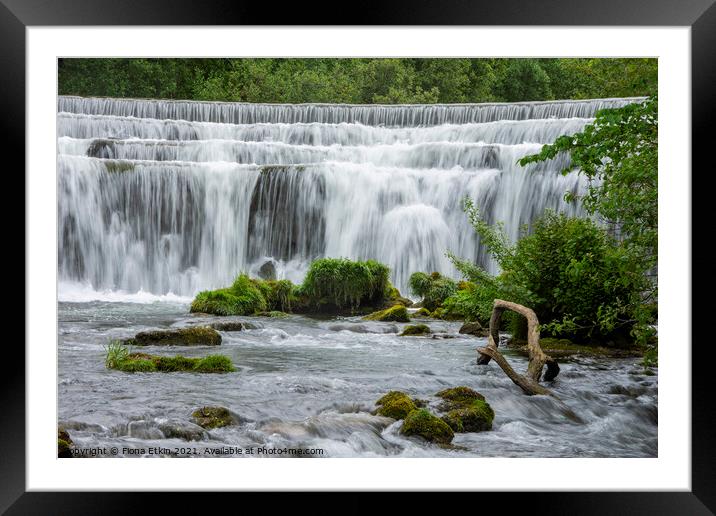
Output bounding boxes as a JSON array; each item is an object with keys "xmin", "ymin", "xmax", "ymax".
[{"xmin": 57, "ymin": 96, "xmax": 656, "ymax": 458}]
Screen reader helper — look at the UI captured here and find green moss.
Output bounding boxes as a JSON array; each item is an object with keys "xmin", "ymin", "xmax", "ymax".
[
  {"xmin": 191, "ymin": 274, "xmax": 268, "ymax": 316},
  {"xmin": 413, "ymin": 307, "xmax": 432, "ymax": 317},
  {"xmin": 400, "ymin": 409, "xmax": 454, "ymax": 445},
  {"xmin": 257, "ymin": 310, "xmax": 289, "ymax": 318},
  {"xmin": 363, "ymin": 305, "xmax": 410, "ymax": 322},
  {"xmin": 192, "ymin": 406, "xmax": 234, "ymax": 429},
  {"xmin": 399, "ymin": 324, "xmax": 431, "ymax": 336},
  {"xmin": 105, "ymin": 346, "xmax": 235, "ymax": 374},
  {"xmin": 125, "ymin": 326, "xmax": 222, "ymax": 346},
  {"xmin": 436, "ymin": 386, "xmax": 485, "ymax": 405},
  {"xmin": 375, "ymin": 391, "xmax": 417, "ymax": 420},
  {"xmin": 441, "ymin": 399, "xmax": 494, "ymax": 433},
  {"xmin": 194, "ymin": 355, "xmax": 235, "ymax": 373}
]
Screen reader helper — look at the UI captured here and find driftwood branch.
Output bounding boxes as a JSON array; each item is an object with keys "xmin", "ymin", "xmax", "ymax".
[{"xmin": 477, "ymin": 299, "xmax": 560, "ymax": 396}]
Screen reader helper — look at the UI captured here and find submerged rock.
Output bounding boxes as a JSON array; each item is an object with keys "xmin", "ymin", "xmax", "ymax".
[
  {"xmin": 363, "ymin": 305, "xmax": 410, "ymax": 322},
  {"xmin": 123, "ymin": 326, "xmax": 222, "ymax": 346},
  {"xmin": 399, "ymin": 324, "xmax": 431, "ymax": 336},
  {"xmin": 210, "ymin": 321, "xmax": 244, "ymax": 332},
  {"xmin": 459, "ymin": 321, "xmax": 489, "ymax": 337},
  {"xmin": 374, "ymin": 391, "xmax": 417, "ymax": 420},
  {"xmin": 191, "ymin": 406, "xmax": 235, "ymax": 429},
  {"xmin": 158, "ymin": 420, "xmax": 207, "ymax": 441},
  {"xmin": 400, "ymin": 409, "xmax": 454, "ymax": 445}
]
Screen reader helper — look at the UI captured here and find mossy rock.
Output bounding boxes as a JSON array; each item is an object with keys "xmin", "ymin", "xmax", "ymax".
[
  {"xmin": 458, "ymin": 321, "xmax": 489, "ymax": 337},
  {"xmin": 375, "ymin": 391, "xmax": 417, "ymax": 420},
  {"xmin": 363, "ymin": 305, "xmax": 409, "ymax": 322},
  {"xmin": 58, "ymin": 429, "xmax": 73, "ymax": 458},
  {"xmin": 210, "ymin": 321, "xmax": 244, "ymax": 332},
  {"xmin": 123, "ymin": 326, "xmax": 221, "ymax": 346},
  {"xmin": 441, "ymin": 399, "xmax": 494, "ymax": 433},
  {"xmin": 400, "ymin": 409, "xmax": 454, "ymax": 445},
  {"xmin": 191, "ymin": 406, "xmax": 234, "ymax": 429},
  {"xmin": 110, "ymin": 352, "xmax": 235, "ymax": 374},
  {"xmin": 436, "ymin": 386, "xmax": 486, "ymax": 404},
  {"xmin": 399, "ymin": 324, "xmax": 431, "ymax": 336},
  {"xmin": 413, "ymin": 307, "xmax": 432, "ymax": 317},
  {"xmin": 257, "ymin": 310, "xmax": 289, "ymax": 318},
  {"xmin": 386, "ymin": 286, "xmax": 414, "ymax": 308}
]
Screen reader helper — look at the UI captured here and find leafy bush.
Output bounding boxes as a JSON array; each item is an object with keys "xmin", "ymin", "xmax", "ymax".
[
  {"xmin": 300, "ymin": 258, "xmax": 390, "ymax": 310},
  {"xmin": 447, "ymin": 200, "xmax": 653, "ymax": 344},
  {"xmin": 408, "ymin": 271, "xmax": 458, "ymax": 311},
  {"xmin": 190, "ymin": 274, "xmax": 268, "ymax": 316}
]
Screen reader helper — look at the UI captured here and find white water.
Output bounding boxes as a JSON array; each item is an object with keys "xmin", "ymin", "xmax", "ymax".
[{"xmin": 57, "ymin": 96, "xmax": 643, "ymax": 296}]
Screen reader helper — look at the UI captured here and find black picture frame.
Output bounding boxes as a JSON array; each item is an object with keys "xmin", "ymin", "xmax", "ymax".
[{"xmin": 6, "ymin": 0, "xmax": 713, "ymax": 513}]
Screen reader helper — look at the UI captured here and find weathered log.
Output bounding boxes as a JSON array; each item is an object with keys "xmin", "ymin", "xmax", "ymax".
[{"xmin": 477, "ymin": 299, "xmax": 560, "ymax": 394}]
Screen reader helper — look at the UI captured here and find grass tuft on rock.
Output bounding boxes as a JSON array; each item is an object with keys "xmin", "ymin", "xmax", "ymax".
[{"xmin": 104, "ymin": 341, "xmax": 235, "ymax": 373}]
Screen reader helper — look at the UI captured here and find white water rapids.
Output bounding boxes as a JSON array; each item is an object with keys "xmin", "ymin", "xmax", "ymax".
[{"xmin": 57, "ymin": 96, "xmax": 643, "ymax": 298}]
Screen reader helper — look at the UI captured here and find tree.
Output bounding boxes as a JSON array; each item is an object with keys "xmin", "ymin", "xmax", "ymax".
[{"xmin": 518, "ymin": 96, "xmax": 658, "ymax": 272}]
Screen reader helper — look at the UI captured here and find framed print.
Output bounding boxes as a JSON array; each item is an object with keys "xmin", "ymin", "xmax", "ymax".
[{"xmin": 6, "ymin": 0, "xmax": 714, "ymax": 512}]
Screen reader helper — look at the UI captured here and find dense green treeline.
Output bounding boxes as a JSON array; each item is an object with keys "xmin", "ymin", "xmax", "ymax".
[{"xmin": 58, "ymin": 58, "xmax": 656, "ymax": 104}]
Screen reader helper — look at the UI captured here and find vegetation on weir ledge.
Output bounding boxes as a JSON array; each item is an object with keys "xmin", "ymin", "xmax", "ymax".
[
  {"xmin": 400, "ymin": 409, "xmax": 454, "ymax": 445},
  {"xmin": 363, "ymin": 305, "xmax": 410, "ymax": 322},
  {"xmin": 191, "ymin": 406, "xmax": 234, "ymax": 429},
  {"xmin": 190, "ymin": 258, "xmax": 405, "ymax": 316},
  {"xmin": 122, "ymin": 326, "xmax": 221, "ymax": 346},
  {"xmin": 375, "ymin": 391, "xmax": 418, "ymax": 420},
  {"xmin": 408, "ymin": 271, "xmax": 458, "ymax": 312},
  {"xmin": 399, "ymin": 324, "xmax": 431, "ymax": 336},
  {"xmin": 104, "ymin": 340, "xmax": 235, "ymax": 373}
]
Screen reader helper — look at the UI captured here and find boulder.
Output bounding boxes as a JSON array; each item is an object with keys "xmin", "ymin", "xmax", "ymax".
[
  {"xmin": 400, "ymin": 409, "xmax": 454, "ymax": 445},
  {"xmin": 441, "ymin": 400, "xmax": 494, "ymax": 433},
  {"xmin": 210, "ymin": 321, "xmax": 244, "ymax": 332},
  {"xmin": 459, "ymin": 321, "xmax": 489, "ymax": 337},
  {"xmin": 363, "ymin": 305, "xmax": 410, "ymax": 322},
  {"xmin": 191, "ymin": 406, "xmax": 235, "ymax": 429},
  {"xmin": 257, "ymin": 260, "xmax": 277, "ymax": 280},
  {"xmin": 374, "ymin": 391, "xmax": 417, "ymax": 420},
  {"xmin": 399, "ymin": 324, "xmax": 431, "ymax": 336},
  {"xmin": 123, "ymin": 326, "xmax": 222, "ymax": 346}
]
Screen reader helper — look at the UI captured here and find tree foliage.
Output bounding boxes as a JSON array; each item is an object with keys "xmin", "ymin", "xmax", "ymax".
[
  {"xmin": 58, "ymin": 58, "xmax": 657, "ymax": 104},
  {"xmin": 519, "ymin": 96, "xmax": 657, "ymax": 271},
  {"xmin": 446, "ymin": 201, "xmax": 655, "ymax": 345}
]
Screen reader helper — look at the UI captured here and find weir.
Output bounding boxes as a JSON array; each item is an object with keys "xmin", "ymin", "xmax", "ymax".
[{"xmin": 57, "ymin": 95, "xmax": 643, "ymax": 297}]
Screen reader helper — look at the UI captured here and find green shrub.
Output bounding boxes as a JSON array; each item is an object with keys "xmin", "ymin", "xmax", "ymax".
[
  {"xmin": 408, "ymin": 271, "xmax": 458, "ymax": 311},
  {"xmin": 448, "ymin": 201, "xmax": 653, "ymax": 344},
  {"xmin": 301, "ymin": 258, "xmax": 390, "ymax": 310}
]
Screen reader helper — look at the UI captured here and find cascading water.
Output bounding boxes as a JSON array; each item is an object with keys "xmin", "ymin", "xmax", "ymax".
[{"xmin": 57, "ymin": 96, "xmax": 643, "ymax": 298}]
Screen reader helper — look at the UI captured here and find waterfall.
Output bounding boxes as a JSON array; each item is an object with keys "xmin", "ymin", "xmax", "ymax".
[{"xmin": 57, "ymin": 95, "xmax": 643, "ymax": 298}]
